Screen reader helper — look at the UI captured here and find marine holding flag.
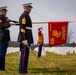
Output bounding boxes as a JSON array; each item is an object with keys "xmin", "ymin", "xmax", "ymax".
[
  {"xmin": 18, "ymin": 3, "xmax": 34, "ymax": 74},
  {"xmin": 37, "ymin": 27, "xmax": 44, "ymax": 57}
]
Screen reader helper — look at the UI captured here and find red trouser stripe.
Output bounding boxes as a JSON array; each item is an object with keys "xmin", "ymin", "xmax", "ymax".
[{"xmin": 22, "ymin": 45, "xmax": 26, "ymax": 73}]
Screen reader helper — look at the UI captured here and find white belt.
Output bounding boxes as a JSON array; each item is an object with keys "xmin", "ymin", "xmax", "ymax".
[{"xmin": 26, "ymin": 27, "xmax": 32, "ymax": 30}]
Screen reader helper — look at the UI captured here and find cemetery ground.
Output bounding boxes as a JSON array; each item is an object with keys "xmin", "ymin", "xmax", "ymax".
[{"xmin": 0, "ymin": 51, "xmax": 76, "ymax": 75}]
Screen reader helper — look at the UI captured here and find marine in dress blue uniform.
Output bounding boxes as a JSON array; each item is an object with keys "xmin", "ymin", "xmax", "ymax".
[
  {"xmin": 18, "ymin": 3, "xmax": 34, "ymax": 74},
  {"xmin": 0, "ymin": 6, "xmax": 11, "ymax": 71},
  {"xmin": 37, "ymin": 27, "xmax": 44, "ymax": 57}
]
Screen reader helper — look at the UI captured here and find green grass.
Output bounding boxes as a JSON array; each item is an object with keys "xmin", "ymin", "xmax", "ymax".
[{"xmin": 0, "ymin": 51, "xmax": 76, "ymax": 75}]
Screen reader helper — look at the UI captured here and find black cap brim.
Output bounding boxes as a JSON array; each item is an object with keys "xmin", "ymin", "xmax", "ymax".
[
  {"xmin": 2, "ymin": 9, "xmax": 8, "ymax": 11},
  {"xmin": 28, "ymin": 6, "xmax": 33, "ymax": 8}
]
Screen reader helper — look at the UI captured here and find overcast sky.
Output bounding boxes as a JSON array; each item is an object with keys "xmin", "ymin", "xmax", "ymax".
[{"xmin": 0, "ymin": 0, "xmax": 76, "ymax": 44}]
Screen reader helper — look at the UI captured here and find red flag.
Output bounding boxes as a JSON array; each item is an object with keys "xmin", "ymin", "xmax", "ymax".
[{"xmin": 48, "ymin": 21, "xmax": 68, "ymax": 46}]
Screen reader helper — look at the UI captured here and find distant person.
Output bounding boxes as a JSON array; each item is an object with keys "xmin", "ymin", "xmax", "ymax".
[
  {"xmin": 18, "ymin": 3, "xmax": 34, "ymax": 74},
  {"xmin": 37, "ymin": 27, "xmax": 44, "ymax": 57},
  {"xmin": 0, "ymin": 6, "xmax": 11, "ymax": 71}
]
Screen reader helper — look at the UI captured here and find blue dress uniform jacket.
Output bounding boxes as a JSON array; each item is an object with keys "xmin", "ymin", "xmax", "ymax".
[
  {"xmin": 18, "ymin": 11, "xmax": 33, "ymax": 43},
  {"xmin": 0, "ymin": 15, "xmax": 10, "ymax": 41},
  {"xmin": 18, "ymin": 11, "xmax": 34, "ymax": 74}
]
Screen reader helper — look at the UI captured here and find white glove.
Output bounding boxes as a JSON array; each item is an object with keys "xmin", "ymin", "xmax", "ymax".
[{"xmin": 22, "ymin": 40, "xmax": 27, "ymax": 45}]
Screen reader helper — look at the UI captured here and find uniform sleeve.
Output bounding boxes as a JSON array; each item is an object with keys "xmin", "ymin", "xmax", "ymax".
[
  {"xmin": 37, "ymin": 31, "xmax": 42, "ymax": 45},
  {"xmin": 3, "ymin": 17, "xmax": 10, "ymax": 29},
  {"xmin": 19, "ymin": 16, "xmax": 26, "ymax": 41},
  {"xmin": 0, "ymin": 17, "xmax": 10, "ymax": 29}
]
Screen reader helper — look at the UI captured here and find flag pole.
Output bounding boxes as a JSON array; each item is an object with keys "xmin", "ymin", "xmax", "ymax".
[
  {"xmin": 11, "ymin": 21, "xmax": 74, "ymax": 25},
  {"xmin": 32, "ymin": 21, "xmax": 74, "ymax": 24}
]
